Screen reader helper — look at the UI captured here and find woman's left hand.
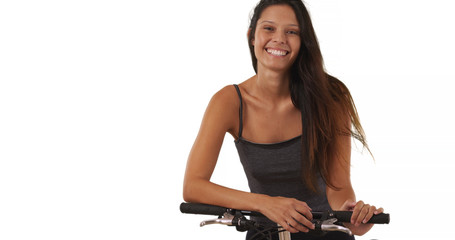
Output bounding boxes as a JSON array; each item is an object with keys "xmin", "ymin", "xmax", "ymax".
[{"xmin": 341, "ymin": 200, "xmax": 384, "ymax": 235}]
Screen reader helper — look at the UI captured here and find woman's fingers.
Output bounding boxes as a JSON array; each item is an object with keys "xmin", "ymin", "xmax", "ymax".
[
  {"xmin": 362, "ymin": 205, "xmax": 375, "ymax": 224},
  {"xmin": 350, "ymin": 200, "xmax": 384, "ymax": 225},
  {"xmin": 295, "ymin": 203, "xmax": 313, "ymax": 221},
  {"xmin": 294, "ymin": 204, "xmax": 314, "ymax": 230},
  {"xmin": 357, "ymin": 203, "xmax": 371, "ymax": 225},
  {"xmin": 292, "ymin": 200, "xmax": 315, "ymax": 231},
  {"xmin": 269, "ymin": 198, "xmax": 315, "ymax": 233},
  {"xmin": 261, "ymin": 197, "xmax": 318, "ymax": 233},
  {"xmin": 284, "ymin": 218, "xmax": 305, "ymax": 233},
  {"xmin": 291, "ymin": 213, "xmax": 315, "ymax": 232},
  {"xmin": 350, "ymin": 200, "xmax": 363, "ymax": 225},
  {"xmin": 278, "ymin": 214, "xmax": 314, "ymax": 233},
  {"xmin": 278, "ymin": 219, "xmax": 298, "ymax": 233},
  {"xmin": 374, "ymin": 207, "xmax": 384, "ymax": 215}
]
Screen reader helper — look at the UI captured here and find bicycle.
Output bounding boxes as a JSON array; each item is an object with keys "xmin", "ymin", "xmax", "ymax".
[{"xmin": 180, "ymin": 202, "xmax": 390, "ymax": 240}]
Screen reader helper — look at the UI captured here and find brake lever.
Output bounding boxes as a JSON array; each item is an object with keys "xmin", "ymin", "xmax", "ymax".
[
  {"xmin": 320, "ymin": 218, "xmax": 352, "ymax": 236},
  {"xmin": 200, "ymin": 212, "xmax": 235, "ymax": 227}
]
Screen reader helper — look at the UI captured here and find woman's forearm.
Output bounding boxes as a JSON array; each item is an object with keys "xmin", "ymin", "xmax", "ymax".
[
  {"xmin": 183, "ymin": 177, "xmax": 316, "ymax": 234},
  {"xmin": 183, "ymin": 177, "xmax": 266, "ymax": 213}
]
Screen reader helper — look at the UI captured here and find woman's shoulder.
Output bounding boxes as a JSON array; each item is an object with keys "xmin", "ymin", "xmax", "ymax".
[
  {"xmin": 213, "ymin": 84, "xmax": 238, "ymax": 99},
  {"xmin": 204, "ymin": 84, "xmax": 241, "ymax": 119},
  {"xmin": 209, "ymin": 84, "xmax": 240, "ymax": 107},
  {"xmin": 207, "ymin": 77, "xmax": 251, "ymax": 115},
  {"xmin": 201, "ymin": 84, "xmax": 242, "ymax": 135}
]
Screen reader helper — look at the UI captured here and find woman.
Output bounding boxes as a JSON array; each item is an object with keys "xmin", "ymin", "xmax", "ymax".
[{"xmin": 183, "ymin": 0, "xmax": 383, "ymax": 239}]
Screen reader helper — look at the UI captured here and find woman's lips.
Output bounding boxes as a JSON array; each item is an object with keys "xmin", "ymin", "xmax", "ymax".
[{"xmin": 266, "ymin": 48, "xmax": 289, "ymax": 56}]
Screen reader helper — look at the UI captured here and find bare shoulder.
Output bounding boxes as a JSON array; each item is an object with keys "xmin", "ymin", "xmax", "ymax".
[
  {"xmin": 202, "ymin": 85, "xmax": 240, "ymax": 135},
  {"xmin": 208, "ymin": 85, "xmax": 239, "ymax": 112},
  {"xmin": 211, "ymin": 84, "xmax": 239, "ymax": 103}
]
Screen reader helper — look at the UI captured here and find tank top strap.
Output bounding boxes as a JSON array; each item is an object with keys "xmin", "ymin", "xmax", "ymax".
[{"xmin": 233, "ymin": 84, "xmax": 243, "ymax": 139}]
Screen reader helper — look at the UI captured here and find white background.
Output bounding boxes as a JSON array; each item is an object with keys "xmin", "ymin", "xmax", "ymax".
[{"xmin": 1, "ymin": 0, "xmax": 454, "ymax": 239}]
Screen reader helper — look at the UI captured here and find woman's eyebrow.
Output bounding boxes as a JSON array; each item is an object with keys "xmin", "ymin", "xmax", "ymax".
[
  {"xmin": 258, "ymin": 20, "xmax": 299, "ymax": 27},
  {"xmin": 258, "ymin": 20, "xmax": 275, "ymax": 25}
]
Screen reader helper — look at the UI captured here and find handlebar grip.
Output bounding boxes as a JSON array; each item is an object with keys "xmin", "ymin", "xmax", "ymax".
[
  {"xmin": 333, "ymin": 211, "xmax": 390, "ymax": 224},
  {"xmin": 180, "ymin": 202, "xmax": 228, "ymax": 216}
]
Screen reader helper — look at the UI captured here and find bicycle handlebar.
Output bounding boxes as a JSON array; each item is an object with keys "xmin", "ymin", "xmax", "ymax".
[
  {"xmin": 180, "ymin": 202, "xmax": 390, "ymax": 224},
  {"xmin": 181, "ymin": 202, "xmax": 390, "ymax": 239}
]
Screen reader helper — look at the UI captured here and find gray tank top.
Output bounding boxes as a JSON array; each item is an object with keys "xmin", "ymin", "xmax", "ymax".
[{"xmin": 233, "ymin": 84, "xmax": 332, "ymax": 225}]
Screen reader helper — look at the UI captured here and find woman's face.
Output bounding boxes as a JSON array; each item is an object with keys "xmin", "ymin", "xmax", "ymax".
[{"xmin": 252, "ymin": 4, "xmax": 301, "ymax": 74}]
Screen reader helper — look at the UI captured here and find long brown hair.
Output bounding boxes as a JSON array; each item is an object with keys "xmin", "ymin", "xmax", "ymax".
[{"xmin": 248, "ymin": 0, "xmax": 370, "ymax": 192}]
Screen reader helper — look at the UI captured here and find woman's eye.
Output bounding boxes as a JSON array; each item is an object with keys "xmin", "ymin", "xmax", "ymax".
[
  {"xmin": 264, "ymin": 26, "xmax": 274, "ymax": 31},
  {"xmin": 287, "ymin": 30, "xmax": 299, "ymax": 35}
]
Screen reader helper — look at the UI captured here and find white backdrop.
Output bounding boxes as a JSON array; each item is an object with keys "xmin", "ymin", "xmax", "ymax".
[{"xmin": 1, "ymin": 0, "xmax": 454, "ymax": 239}]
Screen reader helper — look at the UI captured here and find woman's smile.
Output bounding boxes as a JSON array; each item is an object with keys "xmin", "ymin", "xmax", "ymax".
[{"xmin": 265, "ymin": 48, "xmax": 289, "ymax": 57}]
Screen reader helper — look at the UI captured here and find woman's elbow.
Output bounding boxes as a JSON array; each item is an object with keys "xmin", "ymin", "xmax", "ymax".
[
  {"xmin": 182, "ymin": 181, "xmax": 192, "ymax": 202},
  {"xmin": 182, "ymin": 187, "xmax": 193, "ymax": 203},
  {"xmin": 182, "ymin": 179, "xmax": 199, "ymax": 203}
]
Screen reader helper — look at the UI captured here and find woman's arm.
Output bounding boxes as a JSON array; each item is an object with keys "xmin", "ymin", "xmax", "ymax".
[
  {"xmin": 183, "ymin": 86, "xmax": 258, "ymax": 209},
  {"xmin": 183, "ymin": 85, "xmax": 314, "ymax": 233},
  {"xmin": 326, "ymin": 118, "xmax": 383, "ymax": 236}
]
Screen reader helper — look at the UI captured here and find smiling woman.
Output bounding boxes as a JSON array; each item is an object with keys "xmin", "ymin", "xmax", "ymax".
[
  {"xmin": 251, "ymin": 5, "xmax": 301, "ymax": 73},
  {"xmin": 183, "ymin": 1, "xmax": 384, "ymax": 239}
]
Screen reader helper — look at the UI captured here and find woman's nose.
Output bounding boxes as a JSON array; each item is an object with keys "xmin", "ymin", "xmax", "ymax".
[{"xmin": 272, "ymin": 31, "xmax": 286, "ymax": 44}]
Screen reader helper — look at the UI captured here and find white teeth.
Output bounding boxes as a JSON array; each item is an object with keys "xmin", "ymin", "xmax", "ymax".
[{"xmin": 267, "ymin": 49, "xmax": 287, "ymax": 56}]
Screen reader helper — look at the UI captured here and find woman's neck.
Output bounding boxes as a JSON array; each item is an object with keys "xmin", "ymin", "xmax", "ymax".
[{"xmin": 253, "ymin": 69, "xmax": 291, "ymax": 102}]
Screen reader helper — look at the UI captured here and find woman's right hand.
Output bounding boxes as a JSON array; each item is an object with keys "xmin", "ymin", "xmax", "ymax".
[{"xmin": 259, "ymin": 196, "xmax": 315, "ymax": 233}]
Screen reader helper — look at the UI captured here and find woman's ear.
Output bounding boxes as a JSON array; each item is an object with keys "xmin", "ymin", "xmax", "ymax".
[{"xmin": 247, "ymin": 28, "xmax": 254, "ymax": 45}]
